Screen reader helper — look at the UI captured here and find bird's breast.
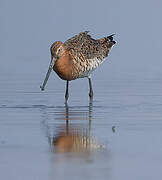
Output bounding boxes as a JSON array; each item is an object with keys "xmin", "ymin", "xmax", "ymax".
[
  {"xmin": 53, "ymin": 54, "xmax": 77, "ymax": 81},
  {"xmin": 53, "ymin": 52, "xmax": 104, "ymax": 80}
]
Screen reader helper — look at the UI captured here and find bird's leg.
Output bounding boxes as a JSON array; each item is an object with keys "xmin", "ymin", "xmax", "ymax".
[
  {"xmin": 65, "ymin": 80, "xmax": 69, "ymax": 103},
  {"xmin": 88, "ymin": 77, "xmax": 93, "ymax": 98}
]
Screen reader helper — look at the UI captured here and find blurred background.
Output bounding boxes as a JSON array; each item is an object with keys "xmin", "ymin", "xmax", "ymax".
[{"xmin": 0, "ymin": 0, "xmax": 161, "ymax": 80}]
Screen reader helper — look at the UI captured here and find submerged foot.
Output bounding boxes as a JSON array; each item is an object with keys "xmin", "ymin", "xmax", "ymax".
[
  {"xmin": 89, "ymin": 91, "xmax": 93, "ymax": 98},
  {"xmin": 65, "ymin": 93, "xmax": 69, "ymax": 104}
]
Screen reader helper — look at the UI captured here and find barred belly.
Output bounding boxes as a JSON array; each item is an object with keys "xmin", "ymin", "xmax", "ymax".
[{"xmin": 77, "ymin": 57, "xmax": 104, "ymax": 78}]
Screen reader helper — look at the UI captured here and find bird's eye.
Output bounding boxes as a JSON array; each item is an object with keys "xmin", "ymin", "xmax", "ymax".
[{"xmin": 57, "ymin": 48, "xmax": 61, "ymax": 53}]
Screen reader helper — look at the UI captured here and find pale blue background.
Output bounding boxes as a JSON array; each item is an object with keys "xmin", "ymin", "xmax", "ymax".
[{"xmin": 0, "ymin": 0, "xmax": 161, "ymax": 80}]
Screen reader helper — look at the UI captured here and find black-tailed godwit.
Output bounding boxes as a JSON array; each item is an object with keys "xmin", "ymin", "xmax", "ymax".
[{"xmin": 40, "ymin": 31, "xmax": 116, "ymax": 102}]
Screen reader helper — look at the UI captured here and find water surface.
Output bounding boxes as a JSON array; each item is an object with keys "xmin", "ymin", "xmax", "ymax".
[{"xmin": 0, "ymin": 73, "xmax": 162, "ymax": 180}]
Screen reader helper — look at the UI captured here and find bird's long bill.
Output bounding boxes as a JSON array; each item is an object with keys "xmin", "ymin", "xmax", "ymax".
[{"xmin": 40, "ymin": 57, "xmax": 56, "ymax": 91}]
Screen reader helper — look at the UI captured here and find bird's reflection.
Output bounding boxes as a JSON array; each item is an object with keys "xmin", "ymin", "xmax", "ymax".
[{"xmin": 41, "ymin": 100, "xmax": 103, "ymax": 153}]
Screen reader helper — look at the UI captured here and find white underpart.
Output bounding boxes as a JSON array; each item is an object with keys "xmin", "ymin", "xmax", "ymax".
[{"xmin": 79, "ymin": 57, "xmax": 105, "ymax": 78}]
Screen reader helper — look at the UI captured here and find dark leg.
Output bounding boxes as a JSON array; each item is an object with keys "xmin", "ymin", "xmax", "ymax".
[
  {"xmin": 88, "ymin": 77, "xmax": 93, "ymax": 98},
  {"xmin": 65, "ymin": 80, "xmax": 69, "ymax": 103},
  {"xmin": 65, "ymin": 104, "xmax": 69, "ymax": 134},
  {"xmin": 89, "ymin": 98, "xmax": 93, "ymax": 132}
]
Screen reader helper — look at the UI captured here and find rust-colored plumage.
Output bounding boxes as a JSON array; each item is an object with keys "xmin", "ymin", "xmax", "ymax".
[{"xmin": 40, "ymin": 31, "xmax": 116, "ymax": 102}]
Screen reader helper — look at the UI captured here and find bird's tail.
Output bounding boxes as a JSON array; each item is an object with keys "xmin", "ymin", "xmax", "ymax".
[
  {"xmin": 107, "ymin": 34, "xmax": 116, "ymax": 44},
  {"xmin": 99, "ymin": 34, "xmax": 116, "ymax": 48}
]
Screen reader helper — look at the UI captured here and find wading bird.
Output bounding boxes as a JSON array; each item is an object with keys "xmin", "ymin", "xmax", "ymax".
[{"xmin": 40, "ymin": 31, "xmax": 116, "ymax": 102}]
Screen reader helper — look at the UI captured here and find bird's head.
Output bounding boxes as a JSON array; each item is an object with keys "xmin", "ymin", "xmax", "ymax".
[
  {"xmin": 50, "ymin": 41, "xmax": 65, "ymax": 60},
  {"xmin": 40, "ymin": 41, "xmax": 66, "ymax": 91}
]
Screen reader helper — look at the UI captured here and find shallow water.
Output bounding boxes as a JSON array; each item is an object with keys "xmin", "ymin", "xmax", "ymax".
[{"xmin": 0, "ymin": 73, "xmax": 162, "ymax": 180}]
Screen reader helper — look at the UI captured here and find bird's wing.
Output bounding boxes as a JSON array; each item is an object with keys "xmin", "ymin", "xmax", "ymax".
[
  {"xmin": 64, "ymin": 31, "xmax": 97, "ymax": 59},
  {"xmin": 64, "ymin": 31, "xmax": 115, "ymax": 61}
]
